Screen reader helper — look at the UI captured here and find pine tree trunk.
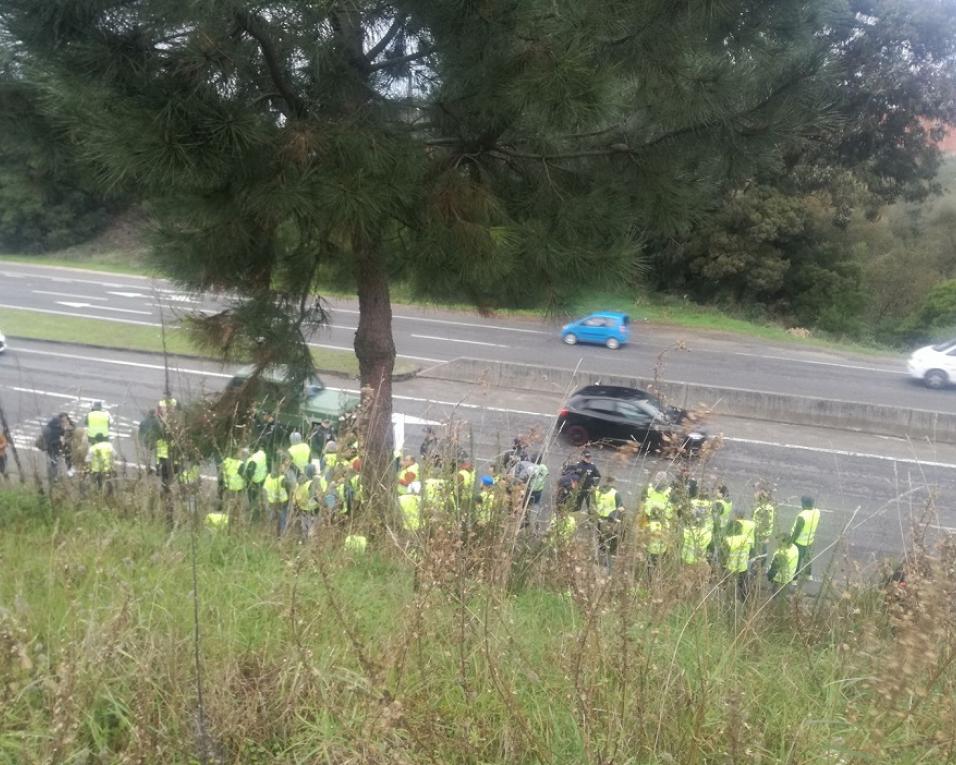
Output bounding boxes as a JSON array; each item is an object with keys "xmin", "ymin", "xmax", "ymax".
[{"xmin": 353, "ymin": 244, "xmax": 396, "ymax": 515}]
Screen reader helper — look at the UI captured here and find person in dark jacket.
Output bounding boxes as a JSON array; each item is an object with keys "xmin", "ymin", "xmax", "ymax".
[
  {"xmin": 43, "ymin": 413, "xmax": 74, "ymax": 480},
  {"xmin": 571, "ymin": 450, "xmax": 601, "ymax": 511}
]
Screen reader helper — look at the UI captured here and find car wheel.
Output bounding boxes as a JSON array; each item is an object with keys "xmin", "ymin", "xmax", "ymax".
[
  {"xmin": 564, "ymin": 425, "xmax": 589, "ymax": 446},
  {"xmin": 605, "ymin": 337, "xmax": 620, "ymax": 350},
  {"xmin": 563, "ymin": 333, "xmax": 577, "ymax": 345},
  {"xmin": 925, "ymin": 369, "xmax": 949, "ymax": 389}
]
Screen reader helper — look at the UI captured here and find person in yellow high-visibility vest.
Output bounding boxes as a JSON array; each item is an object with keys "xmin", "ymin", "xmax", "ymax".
[
  {"xmin": 789, "ymin": 496, "xmax": 821, "ymax": 580},
  {"xmin": 85, "ymin": 401, "xmax": 112, "ymax": 445},
  {"xmin": 398, "ymin": 481, "xmax": 422, "ymax": 533},
  {"xmin": 767, "ymin": 534, "xmax": 800, "ymax": 595},
  {"xmin": 681, "ymin": 503, "xmax": 713, "ymax": 566},
  {"xmin": 88, "ymin": 439, "xmax": 115, "ymax": 492},
  {"xmin": 263, "ymin": 455, "xmax": 291, "ymax": 536},
  {"xmin": 752, "ymin": 487, "xmax": 777, "ymax": 560},
  {"xmin": 321, "ymin": 440, "xmax": 340, "ymax": 477},
  {"xmin": 287, "ymin": 431, "xmax": 311, "ymax": 476},
  {"xmin": 396, "ymin": 455, "xmax": 420, "ymax": 495},
  {"xmin": 293, "ymin": 464, "xmax": 324, "ymax": 536},
  {"xmin": 722, "ymin": 528, "xmax": 752, "ymax": 601},
  {"xmin": 155, "ymin": 397, "xmax": 178, "ymax": 493},
  {"xmin": 641, "ymin": 471, "xmax": 672, "ymax": 520},
  {"xmin": 593, "ymin": 476, "xmax": 624, "ymax": 568},
  {"xmin": 241, "ymin": 447, "xmax": 268, "ymax": 510}
]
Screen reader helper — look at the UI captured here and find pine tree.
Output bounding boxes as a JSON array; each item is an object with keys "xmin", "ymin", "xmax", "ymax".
[{"xmin": 2, "ymin": 1, "xmax": 834, "ymax": 500}]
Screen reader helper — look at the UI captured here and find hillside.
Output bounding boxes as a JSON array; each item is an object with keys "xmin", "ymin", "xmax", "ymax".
[{"xmin": 1, "ymin": 486, "xmax": 954, "ymax": 764}]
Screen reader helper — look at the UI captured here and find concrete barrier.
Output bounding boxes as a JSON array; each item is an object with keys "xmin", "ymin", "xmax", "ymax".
[{"xmin": 420, "ymin": 357, "xmax": 956, "ymax": 444}]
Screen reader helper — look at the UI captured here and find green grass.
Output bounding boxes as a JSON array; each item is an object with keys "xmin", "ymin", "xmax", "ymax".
[
  {"xmin": 0, "ymin": 248, "xmax": 153, "ymax": 276},
  {"xmin": 0, "ymin": 307, "xmax": 419, "ymax": 378},
  {"xmin": 0, "ymin": 486, "xmax": 953, "ymax": 764}
]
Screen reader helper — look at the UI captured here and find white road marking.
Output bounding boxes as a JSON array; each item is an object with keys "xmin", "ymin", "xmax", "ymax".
[
  {"xmin": 728, "ymin": 350, "xmax": 900, "ymax": 375},
  {"xmin": 56, "ymin": 301, "xmax": 153, "ymax": 316},
  {"xmin": 0, "ymin": 303, "xmax": 161, "ymax": 328},
  {"xmin": 411, "ymin": 333, "xmax": 509, "ymax": 348},
  {"xmin": 10, "ymin": 386, "xmax": 99, "ymax": 402},
  {"xmin": 9, "ymin": 347, "xmax": 233, "ymax": 378},
  {"xmin": 724, "ymin": 435, "xmax": 956, "ymax": 470},
  {"xmin": 33, "ymin": 290, "xmax": 109, "ymax": 301},
  {"xmin": 306, "ymin": 341, "xmax": 444, "ymax": 364},
  {"xmin": 107, "ymin": 290, "xmax": 148, "ymax": 298},
  {"xmin": 333, "ymin": 306, "xmax": 547, "ymax": 334}
]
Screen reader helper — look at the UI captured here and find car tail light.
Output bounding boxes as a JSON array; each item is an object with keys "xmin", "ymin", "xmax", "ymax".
[{"xmin": 558, "ymin": 407, "xmax": 569, "ymax": 418}]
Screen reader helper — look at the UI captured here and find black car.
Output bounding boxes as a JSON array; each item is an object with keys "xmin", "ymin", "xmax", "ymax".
[{"xmin": 556, "ymin": 387, "xmax": 706, "ymax": 454}]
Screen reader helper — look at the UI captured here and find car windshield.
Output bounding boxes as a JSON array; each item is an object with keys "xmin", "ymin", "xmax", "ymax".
[
  {"xmin": 635, "ymin": 399, "xmax": 667, "ymax": 421},
  {"xmin": 931, "ymin": 339, "xmax": 956, "ymax": 352}
]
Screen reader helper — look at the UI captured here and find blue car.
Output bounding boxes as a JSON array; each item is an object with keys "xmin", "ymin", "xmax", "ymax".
[{"xmin": 561, "ymin": 312, "xmax": 630, "ymax": 350}]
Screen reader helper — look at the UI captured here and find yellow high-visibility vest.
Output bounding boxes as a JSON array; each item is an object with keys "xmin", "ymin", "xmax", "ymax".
[
  {"xmin": 205, "ymin": 512, "xmax": 229, "ymax": 530},
  {"xmin": 550, "ymin": 513, "xmax": 577, "ymax": 542},
  {"xmin": 713, "ymin": 499, "xmax": 733, "ymax": 529},
  {"xmin": 263, "ymin": 474, "xmax": 288, "ymax": 505},
  {"xmin": 646, "ymin": 520, "xmax": 668, "ymax": 555},
  {"xmin": 736, "ymin": 518, "xmax": 756, "ymax": 550},
  {"xmin": 681, "ymin": 524, "xmax": 712, "ymax": 565},
  {"xmin": 399, "ymin": 493, "xmax": 421, "ymax": 531},
  {"xmin": 644, "ymin": 486, "xmax": 671, "ymax": 517},
  {"xmin": 288, "ymin": 442, "xmax": 311, "ymax": 471},
  {"xmin": 792, "ymin": 509, "xmax": 820, "ymax": 546},
  {"xmin": 86, "ymin": 410, "xmax": 110, "ymax": 440},
  {"xmin": 89, "ymin": 441, "xmax": 114, "ymax": 474},
  {"xmin": 595, "ymin": 487, "xmax": 619, "ymax": 519},
  {"xmin": 723, "ymin": 534, "xmax": 750, "ymax": 574},
  {"xmin": 753, "ymin": 502, "xmax": 776, "ymax": 542},
  {"xmin": 771, "ymin": 544, "xmax": 799, "ymax": 584},
  {"xmin": 221, "ymin": 457, "xmax": 245, "ymax": 492},
  {"xmin": 294, "ymin": 478, "xmax": 321, "ymax": 513},
  {"xmin": 243, "ymin": 450, "xmax": 268, "ymax": 484}
]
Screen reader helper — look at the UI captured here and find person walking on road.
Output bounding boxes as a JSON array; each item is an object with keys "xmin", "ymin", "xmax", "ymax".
[
  {"xmin": 85, "ymin": 401, "xmax": 112, "ymax": 445},
  {"xmin": 789, "ymin": 495, "xmax": 821, "ymax": 581}
]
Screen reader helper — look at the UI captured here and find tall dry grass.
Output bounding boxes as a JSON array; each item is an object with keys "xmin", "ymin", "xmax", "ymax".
[{"xmin": 0, "ymin": 476, "xmax": 954, "ymax": 764}]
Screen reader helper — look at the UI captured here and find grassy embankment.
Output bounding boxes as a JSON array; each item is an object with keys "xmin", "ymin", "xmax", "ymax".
[
  {"xmin": 1, "ymin": 250, "xmax": 897, "ymax": 358},
  {"xmin": 0, "ymin": 483, "xmax": 953, "ymax": 764},
  {"xmin": 0, "ymin": 307, "xmax": 419, "ymax": 378}
]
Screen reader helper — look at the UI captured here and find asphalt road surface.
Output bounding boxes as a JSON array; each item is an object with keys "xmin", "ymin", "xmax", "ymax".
[
  {"xmin": 0, "ymin": 262, "xmax": 945, "ymax": 413},
  {"xmin": 1, "ymin": 338, "xmax": 954, "ymax": 579}
]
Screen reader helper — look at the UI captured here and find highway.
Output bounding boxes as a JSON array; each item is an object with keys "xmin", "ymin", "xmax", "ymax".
[
  {"xmin": 0, "ymin": 261, "xmax": 945, "ymax": 412},
  {"xmin": 2, "ymin": 336, "xmax": 955, "ymax": 578}
]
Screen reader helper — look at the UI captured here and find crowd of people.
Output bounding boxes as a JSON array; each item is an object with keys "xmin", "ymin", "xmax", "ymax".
[{"xmin": 31, "ymin": 401, "xmax": 822, "ymax": 596}]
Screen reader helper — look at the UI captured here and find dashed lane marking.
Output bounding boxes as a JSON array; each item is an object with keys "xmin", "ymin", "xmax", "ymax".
[
  {"xmin": 724, "ymin": 436, "xmax": 956, "ymax": 470},
  {"xmin": 411, "ymin": 333, "xmax": 510, "ymax": 349},
  {"xmin": 33, "ymin": 290, "xmax": 109, "ymax": 301}
]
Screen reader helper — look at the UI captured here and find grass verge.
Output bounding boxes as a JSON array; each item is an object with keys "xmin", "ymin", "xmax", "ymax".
[
  {"xmin": 0, "ymin": 485, "xmax": 953, "ymax": 764},
  {"xmin": 0, "ymin": 307, "xmax": 419, "ymax": 378}
]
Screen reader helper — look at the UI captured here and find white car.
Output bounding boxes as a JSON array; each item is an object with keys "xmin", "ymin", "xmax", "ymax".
[
  {"xmin": 0, "ymin": 329, "xmax": 5, "ymax": 353},
  {"xmin": 908, "ymin": 339, "xmax": 956, "ymax": 388}
]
